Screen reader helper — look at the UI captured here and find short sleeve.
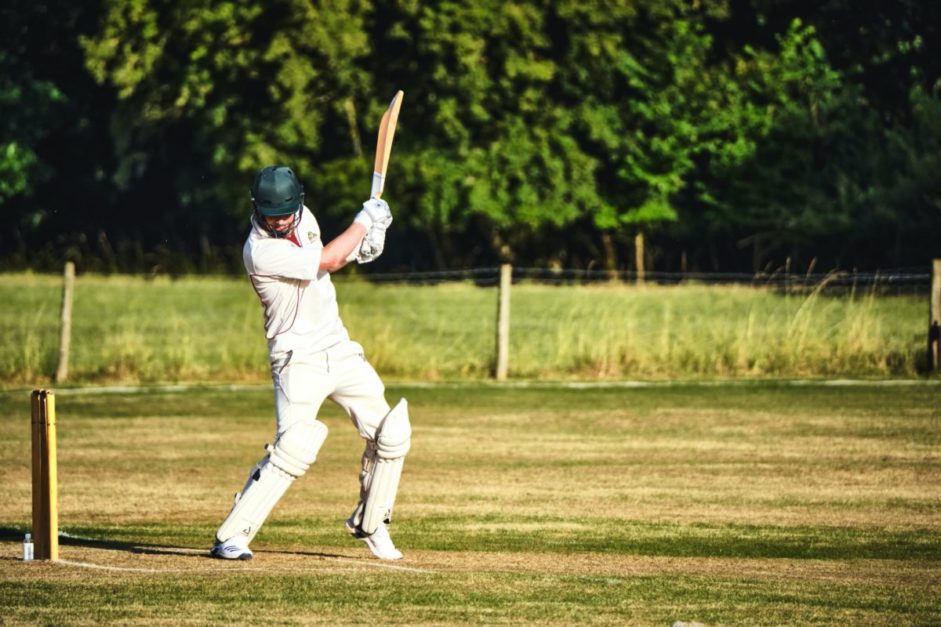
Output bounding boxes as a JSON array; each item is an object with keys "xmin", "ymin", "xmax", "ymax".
[{"xmin": 247, "ymin": 239, "xmax": 322, "ymax": 280}]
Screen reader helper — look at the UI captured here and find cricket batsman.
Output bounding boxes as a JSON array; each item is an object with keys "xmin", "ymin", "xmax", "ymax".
[{"xmin": 210, "ymin": 165, "xmax": 411, "ymax": 561}]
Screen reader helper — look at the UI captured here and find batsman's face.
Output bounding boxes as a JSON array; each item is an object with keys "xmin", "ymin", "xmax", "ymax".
[{"xmin": 264, "ymin": 213, "xmax": 297, "ymax": 237}]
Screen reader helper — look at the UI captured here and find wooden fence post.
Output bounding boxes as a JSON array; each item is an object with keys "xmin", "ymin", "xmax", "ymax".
[
  {"xmin": 930, "ymin": 259, "xmax": 941, "ymax": 371},
  {"xmin": 634, "ymin": 233, "xmax": 645, "ymax": 285},
  {"xmin": 54, "ymin": 262, "xmax": 75, "ymax": 384},
  {"xmin": 495, "ymin": 264, "xmax": 512, "ymax": 380}
]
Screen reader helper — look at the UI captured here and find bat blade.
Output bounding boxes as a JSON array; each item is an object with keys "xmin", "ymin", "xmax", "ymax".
[{"xmin": 371, "ymin": 90, "xmax": 404, "ymax": 199}]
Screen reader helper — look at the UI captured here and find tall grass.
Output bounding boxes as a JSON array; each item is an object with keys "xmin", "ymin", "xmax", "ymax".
[
  {"xmin": 0, "ymin": 273, "xmax": 928, "ymax": 384},
  {"xmin": 505, "ymin": 281, "xmax": 923, "ymax": 379}
]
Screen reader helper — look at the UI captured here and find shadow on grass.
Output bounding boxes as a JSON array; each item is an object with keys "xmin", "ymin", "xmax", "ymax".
[
  {"xmin": 0, "ymin": 526, "xmax": 346, "ymax": 561},
  {"xmin": 0, "ymin": 526, "xmax": 204, "ymax": 558}
]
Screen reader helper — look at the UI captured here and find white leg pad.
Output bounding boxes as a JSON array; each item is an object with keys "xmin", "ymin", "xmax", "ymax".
[
  {"xmin": 351, "ymin": 399, "xmax": 410, "ymax": 535},
  {"xmin": 216, "ymin": 420, "xmax": 328, "ymax": 544},
  {"xmin": 359, "ymin": 456, "xmax": 406, "ymax": 534},
  {"xmin": 215, "ymin": 459, "xmax": 294, "ymax": 544}
]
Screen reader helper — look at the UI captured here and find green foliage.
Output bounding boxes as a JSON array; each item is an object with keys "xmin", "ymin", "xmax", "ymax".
[
  {"xmin": 0, "ymin": 52, "xmax": 64, "ymax": 205},
  {"xmin": 585, "ymin": 11, "xmax": 712, "ymax": 231},
  {"xmin": 882, "ymin": 86, "xmax": 941, "ymax": 234},
  {"xmin": 688, "ymin": 20, "xmax": 902, "ymax": 268},
  {"xmin": 0, "ymin": 140, "xmax": 38, "ymax": 205},
  {"xmin": 368, "ymin": 1, "xmax": 609, "ymax": 260},
  {"xmin": 81, "ymin": 0, "xmax": 371, "ymax": 214},
  {"xmin": 3, "ymin": 0, "xmax": 940, "ymax": 270}
]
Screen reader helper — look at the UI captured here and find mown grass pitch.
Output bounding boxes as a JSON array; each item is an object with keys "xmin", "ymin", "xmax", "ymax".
[{"xmin": 1, "ymin": 382, "xmax": 939, "ymax": 624}]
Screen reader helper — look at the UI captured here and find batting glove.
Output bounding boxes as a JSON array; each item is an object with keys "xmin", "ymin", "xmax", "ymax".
[
  {"xmin": 354, "ymin": 198, "xmax": 392, "ymax": 231},
  {"xmin": 356, "ymin": 224, "xmax": 388, "ymax": 264}
]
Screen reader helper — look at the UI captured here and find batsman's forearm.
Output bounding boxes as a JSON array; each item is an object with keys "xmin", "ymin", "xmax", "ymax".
[{"xmin": 319, "ymin": 223, "xmax": 367, "ymax": 273}]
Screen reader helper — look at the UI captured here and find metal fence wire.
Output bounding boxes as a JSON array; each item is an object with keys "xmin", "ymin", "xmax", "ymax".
[{"xmin": 359, "ymin": 266, "xmax": 933, "ymax": 296}]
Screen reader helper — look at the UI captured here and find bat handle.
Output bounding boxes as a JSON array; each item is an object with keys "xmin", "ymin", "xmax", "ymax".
[{"xmin": 370, "ymin": 171, "xmax": 385, "ymax": 199}]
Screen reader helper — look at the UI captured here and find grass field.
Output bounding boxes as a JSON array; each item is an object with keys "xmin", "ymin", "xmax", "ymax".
[
  {"xmin": 0, "ymin": 273, "xmax": 931, "ymax": 383},
  {"xmin": 1, "ymin": 382, "xmax": 939, "ymax": 624}
]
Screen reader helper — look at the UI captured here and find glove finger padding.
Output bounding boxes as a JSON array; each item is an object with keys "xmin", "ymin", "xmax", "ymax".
[
  {"xmin": 354, "ymin": 198, "xmax": 392, "ymax": 230},
  {"xmin": 356, "ymin": 223, "xmax": 388, "ymax": 264},
  {"xmin": 347, "ymin": 198, "xmax": 392, "ymax": 264}
]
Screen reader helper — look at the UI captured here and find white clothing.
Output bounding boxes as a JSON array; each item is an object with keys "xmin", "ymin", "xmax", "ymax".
[
  {"xmin": 243, "ymin": 206, "xmax": 351, "ymax": 359},
  {"xmin": 215, "ymin": 204, "xmax": 403, "ymax": 553},
  {"xmin": 271, "ymin": 340, "xmax": 390, "ymax": 442},
  {"xmin": 243, "ymin": 206, "xmax": 392, "ymax": 438}
]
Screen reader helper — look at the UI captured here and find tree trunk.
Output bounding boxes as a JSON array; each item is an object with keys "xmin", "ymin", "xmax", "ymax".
[
  {"xmin": 344, "ymin": 98, "xmax": 364, "ymax": 158},
  {"xmin": 601, "ymin": 231, "xmax": 617, "ymax": 272},
  {"xmin": 491, "ymin": 229, "xmax": 513, "ymax": 265}
]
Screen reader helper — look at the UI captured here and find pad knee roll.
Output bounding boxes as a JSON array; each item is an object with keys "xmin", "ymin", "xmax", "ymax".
[
  {"xmin": 375, "ymin": 399, "xmax": 411, "ymax": 459},
  {"xmin": 269, "ymin": 420, "xmax": 329, "ymax": 478}
]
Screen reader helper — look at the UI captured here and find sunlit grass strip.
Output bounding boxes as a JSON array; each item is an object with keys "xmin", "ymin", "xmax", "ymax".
[{"xmin": 45, "ymin": 516, "xmax": 939, "ymax": 561}]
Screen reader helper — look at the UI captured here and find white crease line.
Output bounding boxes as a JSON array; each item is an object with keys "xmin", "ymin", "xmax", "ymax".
[
  {"xmin": 327, "ymin": 556, "xmax": 433, "ymax": 574},
  {"xmin": 142, "ymin": 547, "xmax": 209, "ymax": 556},
  {"xmin": 56, "ymin": 559, "xmax": 181, "ymax": 573}
]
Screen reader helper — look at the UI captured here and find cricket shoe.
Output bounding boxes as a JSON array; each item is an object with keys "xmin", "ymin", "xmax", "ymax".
[
  {"xmin": 209, "ymin": 535, "xmax": 253, "ymax": 560},
  {"xmin": 345, "ymin": 518, "xmax": 403, "ymax": 560}
]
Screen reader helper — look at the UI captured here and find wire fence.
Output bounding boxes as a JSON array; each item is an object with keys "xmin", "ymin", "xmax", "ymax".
[
  {"xmin": 358, "ymin": 266, "xmax": 933, "ymax": 296},
  {"xmin": 11, "ymin": 263, "xmax": 934, "ymax": 296}
]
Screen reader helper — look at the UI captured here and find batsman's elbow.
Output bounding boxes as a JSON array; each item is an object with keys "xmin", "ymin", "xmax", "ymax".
[{"xmin": 318, "ymin": 249, "xmax": 349, "ymax": 274}]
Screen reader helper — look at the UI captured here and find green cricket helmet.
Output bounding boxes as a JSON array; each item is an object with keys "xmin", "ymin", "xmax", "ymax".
[{"xmin": 250, "ymin": 165, "xmax": 304, "ymax": 237}]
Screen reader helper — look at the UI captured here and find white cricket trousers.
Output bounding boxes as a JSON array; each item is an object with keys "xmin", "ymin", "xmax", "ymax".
[{"xmin": 271, "ymin": 339, "xmax": 391, "ymax": 442}]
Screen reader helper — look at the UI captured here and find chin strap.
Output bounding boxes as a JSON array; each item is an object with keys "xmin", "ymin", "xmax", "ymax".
[{"xmin": 253, "ymin": 207, "xmax": 300, "ymax": 239}]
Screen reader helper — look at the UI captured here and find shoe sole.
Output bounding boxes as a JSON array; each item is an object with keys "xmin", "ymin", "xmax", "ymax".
[{"xmin": 210, "ymin": 548, "xmax": 253, "ymax": 561}]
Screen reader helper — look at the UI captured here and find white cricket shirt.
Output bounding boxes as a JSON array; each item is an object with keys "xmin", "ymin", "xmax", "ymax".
[{"xmin": 243, "ymin": 206, "xmax": 351, "ymax": 358}]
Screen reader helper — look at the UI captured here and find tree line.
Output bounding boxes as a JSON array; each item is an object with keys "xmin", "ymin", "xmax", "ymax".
[{"xmin": 1, "ymin": 0, "xmax": 938, "ymax": 274}]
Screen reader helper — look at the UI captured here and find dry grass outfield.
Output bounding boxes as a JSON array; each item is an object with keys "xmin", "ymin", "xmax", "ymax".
[
  {"xmin": 0, "ymin": 382, "xmax": 939, "ymax": 624},
  {"xmin": 5, "ymin": 544, "xmax": 938, "ymax": 587}
]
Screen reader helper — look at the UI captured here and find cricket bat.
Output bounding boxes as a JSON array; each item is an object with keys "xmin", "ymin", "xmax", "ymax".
[{"xmin": 370, "ymin": 90, "xmax": 404, "ymax": 199}]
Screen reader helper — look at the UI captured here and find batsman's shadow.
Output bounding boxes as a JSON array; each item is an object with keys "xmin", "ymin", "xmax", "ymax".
[{"xmin": 0, "ymin": 527, "xmax": 347, "ymax": 560}]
